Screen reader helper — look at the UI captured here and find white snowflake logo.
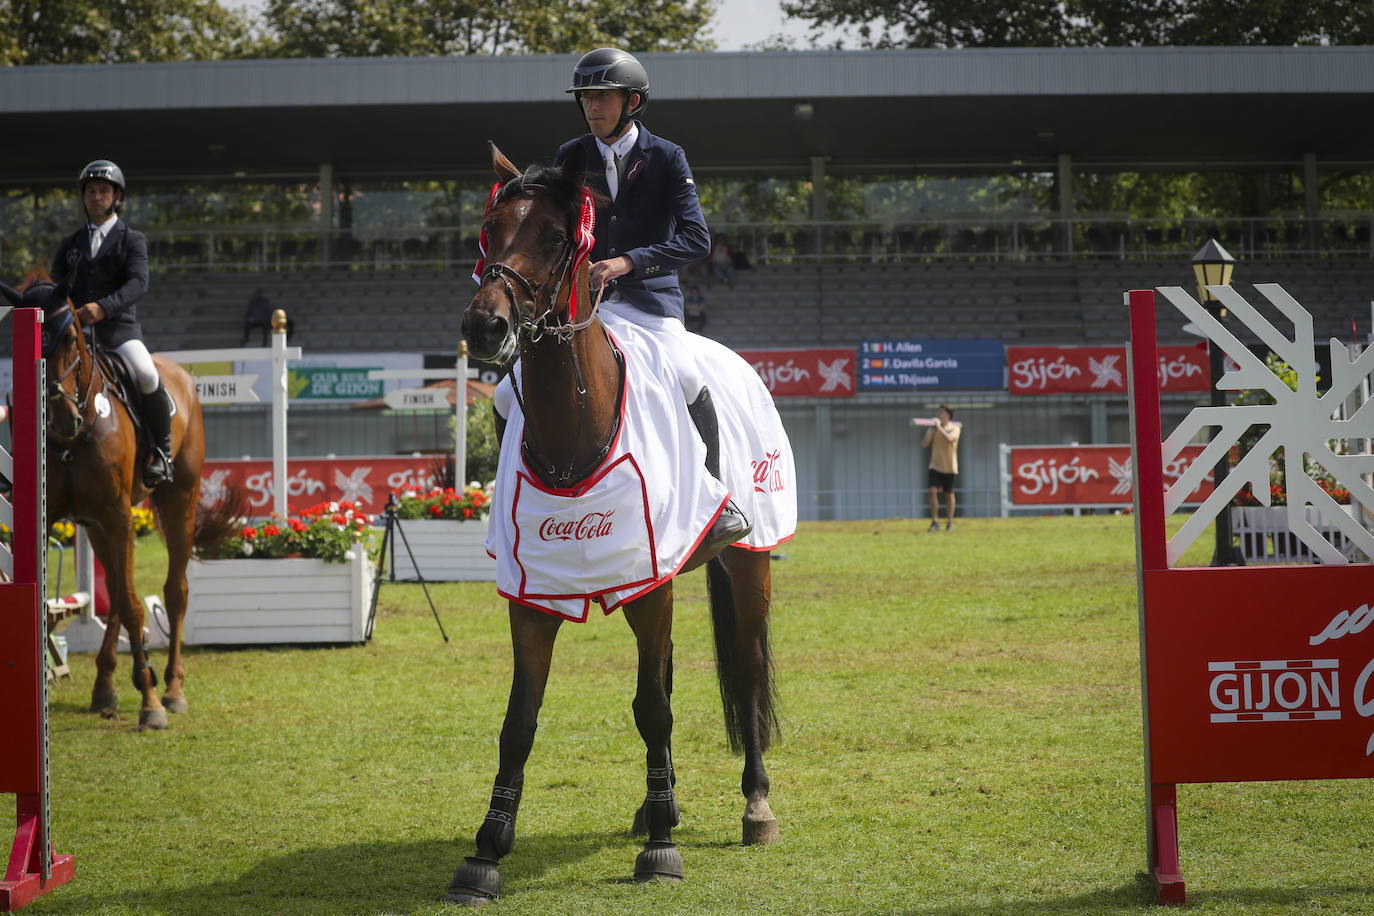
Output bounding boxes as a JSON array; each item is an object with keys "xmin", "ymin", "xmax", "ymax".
[
  {"xmin": 1156, "ymin": 283, "xmax": 1374, "ymax": 566},
  {"xmin": 199, "ymin": 469, "xmax": 231, "ymax": 508},
  {"xmin": 1089, "ymin": 354, "xmax": 1123, "ymax": 389},
  {"xmin": 817, "ymin": 357, "xmax": 852, "ymax": 392},
  {"xmin": 1108, "ymin": 456, "xmax": 1132, "ymax": 496},
  {"xmin": 334, "ymin": 466, "xmax": 374, "ymax": 505}
]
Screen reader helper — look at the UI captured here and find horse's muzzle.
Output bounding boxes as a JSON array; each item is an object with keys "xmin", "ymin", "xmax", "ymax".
[{"xmin": 461, "ymin": 307, "xmax": 514, "ymax": 364}]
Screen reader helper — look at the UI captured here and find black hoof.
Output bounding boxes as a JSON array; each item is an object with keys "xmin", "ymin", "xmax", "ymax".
[
  {"xmin": 634, "ymin": 841, "xmax": 684, "ymax": 883},
  {"xmin": 447, "ymin": 856, "xmax": 501, "ymax": 905}
]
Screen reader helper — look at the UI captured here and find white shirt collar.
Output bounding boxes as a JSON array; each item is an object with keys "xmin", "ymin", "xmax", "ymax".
[
  {"xmin": 88, "ymin": 214, "xmax": 117, "ymax": 234},
  {"xmin": 595, "ymin": 122, "xmax": 639, "ymax": 162}
]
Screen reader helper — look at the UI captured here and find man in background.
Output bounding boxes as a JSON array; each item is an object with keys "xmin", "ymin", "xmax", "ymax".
[{"xmin": 922, "ymin": 404, "xmax": 961, "ymax": 532}]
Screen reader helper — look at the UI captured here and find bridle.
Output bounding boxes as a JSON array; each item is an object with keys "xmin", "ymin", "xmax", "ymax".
[
  {"xmin": 475, "ymin": 182, "xmax": 619, "ymax": 487},
  {"xmin": 45, "ymin": 305, "xmax": 103, "ymax": 447}
]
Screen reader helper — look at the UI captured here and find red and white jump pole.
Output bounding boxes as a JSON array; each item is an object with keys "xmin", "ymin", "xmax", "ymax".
[{"xmin": 0, "ymin": 307, "xmax": 75, "ymax": 910}]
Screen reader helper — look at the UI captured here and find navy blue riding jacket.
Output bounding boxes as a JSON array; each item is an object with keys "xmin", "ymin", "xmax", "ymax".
[
  {"xmin": 49, "ymin": 217, "xmax": 149, "ymax": 349},
  {"xmin": 555, "ymin": 123, "xmax": 710, "ymax": 322}
]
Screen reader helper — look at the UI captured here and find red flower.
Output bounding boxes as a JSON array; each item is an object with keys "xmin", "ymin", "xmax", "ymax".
[
  {"xmin": 429, "ymin": 504, "xmax": 443, "ymax": 517},
  {"xmin": 463, "ymin": 507, "xmax": 472, "ymax": 519},
  {"xmin": 263, "ymin": 524, "xmax": 280, "ymax": 537},
  {"xmin": 241, "ymin": 526, "xmax": 258, "ymax": 539}
]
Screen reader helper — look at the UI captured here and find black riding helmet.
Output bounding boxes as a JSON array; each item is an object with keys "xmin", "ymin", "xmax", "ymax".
[
  {"xmin": 79, "ymin": 159, "xmax": 126, "ymax": 213},
  {"xmin": 566, "ymin": 48, "xmax": 648, "ymax": 136}
]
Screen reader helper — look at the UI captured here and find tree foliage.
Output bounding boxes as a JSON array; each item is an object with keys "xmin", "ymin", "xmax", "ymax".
[
  {"xmin": 778, "ymin": 0, "xmax": 1374, "ymax": 48},
  {"xmin": 260, "ymin": 0, "xmax": 717, "ymax": 57},
  {"xmin": 0, "ymin": 0, "xmax": 257, "ymax": 65}
]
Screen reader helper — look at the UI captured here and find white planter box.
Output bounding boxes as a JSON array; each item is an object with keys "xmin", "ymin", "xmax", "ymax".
[
  {"xmin": 388, "ymin": 518, "xmax": 495, "ymax": 582},
  {"xmin": 185, "ymin": 544, "xmax": 373, "ymax": 645},
  {"xmin": 1231, "ymin": 505, "xmax": 1362, "ymax": 565}
]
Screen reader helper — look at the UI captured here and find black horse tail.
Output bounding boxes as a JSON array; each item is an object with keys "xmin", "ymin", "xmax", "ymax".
[{"xmin": 706, "ymin": 553, "xmax": 779, "ymax": 754}]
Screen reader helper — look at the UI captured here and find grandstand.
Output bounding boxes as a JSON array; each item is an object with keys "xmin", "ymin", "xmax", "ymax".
[{"xmin": 134, "ymin": 257, "xmax": 1374, "ymax": 356}]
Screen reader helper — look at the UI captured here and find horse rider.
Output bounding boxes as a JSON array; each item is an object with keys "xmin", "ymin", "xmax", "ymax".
[
  {"xmin": 50, "ymin": 159, "xmax": 174, "ymax": 487},
  {"xmin": 554, "ymin": 47, "xmax": 750, "ymax": 550}
]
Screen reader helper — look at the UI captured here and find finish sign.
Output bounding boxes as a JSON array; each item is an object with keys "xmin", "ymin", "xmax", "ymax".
[
  {"xmin": 194, "ymin": 374, "xmax": 260, "ymax": 404},
  {"xmin": 383, "ymin": 387, "xmax": 449, "ymax": 410}
]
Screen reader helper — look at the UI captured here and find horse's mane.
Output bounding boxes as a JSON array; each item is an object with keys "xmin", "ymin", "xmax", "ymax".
[
  {"xmin": 493, "ymin": 161, "xmax": 608, "ymax": 214},
  {"xmin": 16, "ymin": 266, "xmax": 52, "ymax": 294}
]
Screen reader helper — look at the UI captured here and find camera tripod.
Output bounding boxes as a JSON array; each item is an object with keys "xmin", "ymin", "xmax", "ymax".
[{"xmin": 366, "ymin": 494, "xmax": 449, "ymax": 642}]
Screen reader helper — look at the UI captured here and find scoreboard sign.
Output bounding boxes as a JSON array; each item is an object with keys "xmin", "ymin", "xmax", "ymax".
[{"xmin": 858, "ymin": 339, "xmax": 1003, "ymax": 390}]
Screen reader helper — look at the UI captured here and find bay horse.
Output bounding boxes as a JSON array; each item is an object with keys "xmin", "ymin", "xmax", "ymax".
[
  {"xmin": 446, "ymin": 144, "xmax": 781, "ymax": 904},
  {"xmin": 3, "ymin": 273, "xmax": 221, "ymax": 730}
]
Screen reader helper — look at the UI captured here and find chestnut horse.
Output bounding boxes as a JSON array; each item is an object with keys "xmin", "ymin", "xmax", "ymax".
[
  {"xmin": 3, "ymin": 274, "xmax": 218, "ymax": 730},
  {"xmin": 446, "ymin": 145, "xmax": 781, "ymax": 904}
]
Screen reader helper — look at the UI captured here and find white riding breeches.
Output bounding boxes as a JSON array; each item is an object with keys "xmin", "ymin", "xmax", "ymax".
[
  {"xmin": 598, "ymin": 299, "xmax": 703, "ymax": 400},
  {"xmin": 493, "ymin": 300, "xmax": 704, "ymax": 421},
  {"xmin": 112, "ymin": 339, "xmax": 161, "ymax": 395}
]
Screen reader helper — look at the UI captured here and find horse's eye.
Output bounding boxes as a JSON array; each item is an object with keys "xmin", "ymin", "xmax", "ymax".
[{"xmin": 541, "ymin": 227, "xmax": 568, "ymax": 249}]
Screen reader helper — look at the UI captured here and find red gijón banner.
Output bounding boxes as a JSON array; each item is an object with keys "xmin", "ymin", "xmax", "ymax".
[
  {"xmin": 1008, "ymin": 444, "xmax": 1213, "ymax": 506},
  {"xmin": 734, "ymin": 348, "xmax": 855, "ymax": 398},
  {"xmin": 1007, "ymin": 344, "xmax": 1209, "ymax": 395},
  {"xmin": 200, "ymin": 456, "xmax": 446, "ymax": 516}
]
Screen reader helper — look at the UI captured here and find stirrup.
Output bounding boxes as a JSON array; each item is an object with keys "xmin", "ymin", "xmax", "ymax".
[
  {"xmin": 703, "ymin": 500, "xmax": 752, "ymax": 554},
  {"xmin": 143, "ymin": 451, "xmax": 173, "ymax": 487}
]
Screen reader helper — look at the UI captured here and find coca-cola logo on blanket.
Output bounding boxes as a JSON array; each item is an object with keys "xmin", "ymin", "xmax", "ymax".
[{"xmin": 538, "ymin": 511, "xmax": 616, "ymax": 541}]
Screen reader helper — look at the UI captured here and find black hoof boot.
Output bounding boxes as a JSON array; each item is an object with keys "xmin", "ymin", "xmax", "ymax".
[
  {"xmin": 631, "ymin": 795, "xmax": 681, "ymax": 837},
  {"xmin": 447, "ymin": 856, "xmax": 502, "ymax": 906},
  {"xmin": 634, "ymin": 841, "xmax": 684, "ymax": 883}
]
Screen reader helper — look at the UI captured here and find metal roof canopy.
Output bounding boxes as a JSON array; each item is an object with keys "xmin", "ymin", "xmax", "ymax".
[{"xmin": 2, "ymin": 46, "xmax": 1372, "ymax": 185}]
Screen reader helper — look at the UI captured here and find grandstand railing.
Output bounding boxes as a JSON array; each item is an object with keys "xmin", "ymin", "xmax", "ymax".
[{"xmin": 6, "ymin": 214, "xmax": 1356, "ymax": 273}]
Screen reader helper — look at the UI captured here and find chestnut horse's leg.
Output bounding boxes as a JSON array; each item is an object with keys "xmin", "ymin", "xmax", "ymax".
[
  {"xmin": 85, "ymin": 528, "xmax": 121, "ymax": 718},
  {"xmin": 447, "ymin": 602, "xmax": 562, "ymax": 906},
  {"xmin": 151, "ymin": 477, "xmax": 197, "ymax": 715},
  {"xmin": 720, "ymin": 547, "xmax": 780, "ymax": 845},
  {"xmin": 623, "ymin": 583, "xmax": 685, "ymax": 882}
]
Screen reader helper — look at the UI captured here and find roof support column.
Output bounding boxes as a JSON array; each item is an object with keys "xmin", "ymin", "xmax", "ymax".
[
  {"xmin": 1303, "ymin": 152, "xmax": 1318, "ymax": 254},
  {"xmin": 1058, "ymin": 153, "xmax": 1074, "ymax": 259},
  {"xmin": 319, "ymin": 161, "xmax": 334, "ymax": 271},
  {"xmin": 811, "ymin": 156, "xmax": 827, "ymax": 262}
]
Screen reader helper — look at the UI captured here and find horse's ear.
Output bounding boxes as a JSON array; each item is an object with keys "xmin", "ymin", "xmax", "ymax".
[
  {"xmin": 489, "ymin": 142, "xmax": 520, "ymax": 183},
  {"xmin": 0, "ymin": 283, "xmax": 20, "ymax": 308},
  {"xmin": 561, "ymin": 143, "xmax": 589, "ymax": 187},
  {"xmin": 52, "ymin": 277, "xmax": 70, "ymax": 305}
]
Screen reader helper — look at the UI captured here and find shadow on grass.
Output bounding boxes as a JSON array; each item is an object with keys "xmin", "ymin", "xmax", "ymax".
[
  {"xmin": 65, "ymin": 832, "xmax": 636, "ymax": 915},
  {"xmin": 876, "ymin": 872, "xmax": 1374, "ymax": 915}
]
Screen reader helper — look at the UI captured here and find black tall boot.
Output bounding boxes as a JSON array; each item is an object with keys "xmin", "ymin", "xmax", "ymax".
[
  {"xmin": 141, "ymin": 382, "xmax": 175, "ymax": 487},
  {"xmin": 688, "ymin": 386, "xmax": 751, "ymax": 554}
]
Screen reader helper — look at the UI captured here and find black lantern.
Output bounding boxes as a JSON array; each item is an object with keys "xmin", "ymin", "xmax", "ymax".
[{"xmin": 1191, "ymin": 238, "xmax": 1235, "ymax": 305}]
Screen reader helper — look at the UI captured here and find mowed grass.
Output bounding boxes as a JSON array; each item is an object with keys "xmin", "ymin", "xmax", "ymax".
[{"xmin": 26, "ymin": 516, "xmax": 1374, "ymax": 915}]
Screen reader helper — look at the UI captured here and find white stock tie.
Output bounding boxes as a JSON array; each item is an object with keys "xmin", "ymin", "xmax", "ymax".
[
  {"xmin": 605, "ymin": 152, "xmax": 619, "ymax": 199},
  {"xmin": 89, "ymin": 226, "xmax": 103, "ymax": 258}
]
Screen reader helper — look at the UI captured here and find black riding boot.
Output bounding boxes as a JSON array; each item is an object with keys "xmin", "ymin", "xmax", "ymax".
[
  {"xmin": 141, "ymin": 382, "xmax": 175, "ymax": 487},
  {"xmin": 688, "ymin": 386, "xmax": 752, "ymax": 553}
]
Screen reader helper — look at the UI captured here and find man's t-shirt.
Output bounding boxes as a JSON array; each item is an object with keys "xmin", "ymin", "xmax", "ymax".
[{"xmin": 929, "ymin": 425, "xmax": 960, "ymax": 475}]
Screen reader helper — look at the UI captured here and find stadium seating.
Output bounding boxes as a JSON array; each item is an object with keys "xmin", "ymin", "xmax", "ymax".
[{"xmin": 4, "ymin": 258, "xmax": 1367, "ymax": 357}]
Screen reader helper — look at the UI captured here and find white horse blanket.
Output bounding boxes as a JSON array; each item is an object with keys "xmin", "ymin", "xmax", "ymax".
[{"xmin": 489, "ymin": 311, "xmax": 797, "ymax": 621}]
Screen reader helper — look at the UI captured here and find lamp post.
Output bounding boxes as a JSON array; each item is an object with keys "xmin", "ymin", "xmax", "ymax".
[{"xmin": 1191, "ymin": 238, "xmax": 1244, "ymax": 566}]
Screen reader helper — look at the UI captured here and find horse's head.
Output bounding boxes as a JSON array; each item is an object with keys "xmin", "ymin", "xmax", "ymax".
[
  {"xmin": 462, "ymin": 143, "xmax": 592, "ymax": 364},
  {"xmin": 1, "ymin": 274, "xmax": 89, "ymax": 441}
]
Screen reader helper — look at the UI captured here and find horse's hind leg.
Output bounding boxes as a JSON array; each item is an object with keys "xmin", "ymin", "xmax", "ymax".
[
  {"xmin": 624, "ymin": 585, "xmax": 684, "ymax": 882},
  {"xmin": 447, "ymin": 602, "xmax": 562, "ymax": 906},
  {"xmin": 151, "ymin": 480, "xmax": 197, "ymax": 714},
  {"xmin": 720, "ymin": 548, "xmax": 780, "ymax": 845}
]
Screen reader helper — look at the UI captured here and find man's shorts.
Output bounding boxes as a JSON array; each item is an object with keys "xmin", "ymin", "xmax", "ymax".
[{"xmin": 928, "ymin": 469, "xmax": 957, "ymax": 494}]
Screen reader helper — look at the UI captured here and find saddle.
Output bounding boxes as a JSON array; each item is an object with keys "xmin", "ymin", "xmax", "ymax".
[{"xmin": 86, "ymin": 336, "xmax": 158, "ymax": 468}]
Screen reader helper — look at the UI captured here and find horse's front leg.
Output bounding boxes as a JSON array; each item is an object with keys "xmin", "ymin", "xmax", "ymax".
[
  {"xmin": 624, "ymin": 584, "xmax": 684, "ymax": 882},
  {"xmin": 152, "ymin": 481, "xmax": 197, "ymax": 715},
  {"xmin": 447, "ymin": 602, "xmax": 562, "ymax": 906},
  {"xmin": 99, "ymin": 519, "xmax": 166, "ymax": 729}
]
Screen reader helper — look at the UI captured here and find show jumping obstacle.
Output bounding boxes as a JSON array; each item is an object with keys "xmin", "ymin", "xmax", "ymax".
[
  {"xmin": 0, "ymin": 307, "xmax": 75, "ymax": 911},
  {"xmin": 1128, "ymin": 284, "xmax": 1374, "ymax": 905}
]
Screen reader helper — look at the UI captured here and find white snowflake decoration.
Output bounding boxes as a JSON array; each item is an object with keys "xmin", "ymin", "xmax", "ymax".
[{"xmin": 1155, "ymin": 283, "xmax": 1374, "ymax": 566}]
